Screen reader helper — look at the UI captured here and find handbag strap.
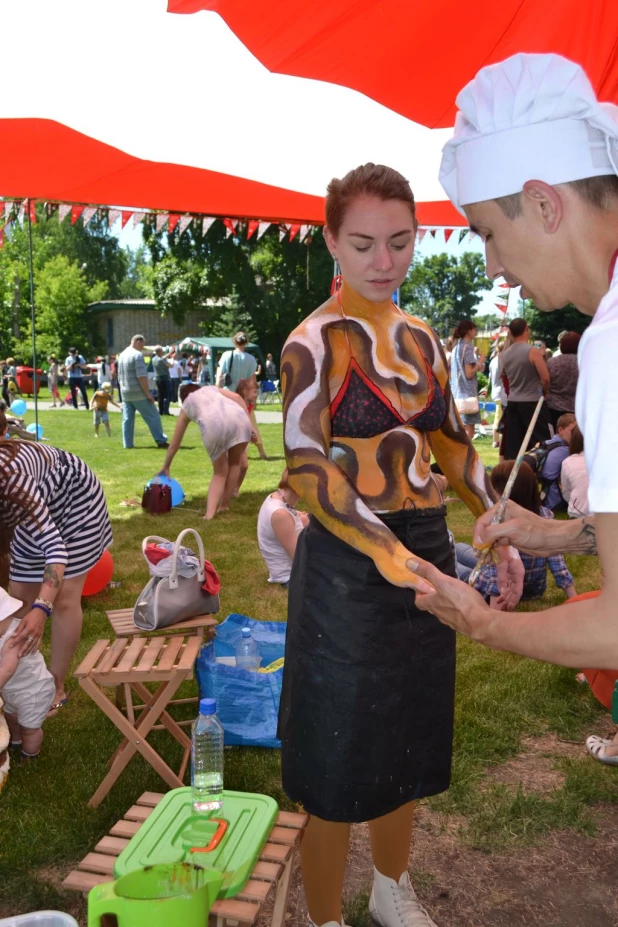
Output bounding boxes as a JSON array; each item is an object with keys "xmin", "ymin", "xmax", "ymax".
[
  {"xmin": 141, "ymin": 535, "xmax": 170, "ymax": 562},
  {"xmin": 169, "ymin": 528, "xmax": 206, "ymax": 589}
]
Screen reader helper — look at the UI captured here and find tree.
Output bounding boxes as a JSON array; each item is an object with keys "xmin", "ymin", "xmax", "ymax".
[
  {"xmin": 524, "ymin": 300, "xmax": 590, "ymax": 348},
  {"xmin": 400, "ymin": 252, "xmax": 492, "ymax": 337},
  {"xmin": 13, "ymin": 255, "xmax": 106, "ymax": 362},
  {"xmin": 119, "ymin": 246, "xmax": 154, "ymax": 299}
]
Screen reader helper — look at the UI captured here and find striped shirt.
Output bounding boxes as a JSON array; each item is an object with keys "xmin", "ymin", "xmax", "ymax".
[{"xmin": 4, "ymin": 443, "xmax": 112, "ymax": 581}]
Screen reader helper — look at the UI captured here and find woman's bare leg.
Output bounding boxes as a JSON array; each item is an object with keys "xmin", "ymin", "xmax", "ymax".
[
  {"xmin": 233, "ymin": 449, "xmax": 249, "ymax": 497},
  {"xmin": 48, "ymin": 572, "xmax": 87, "ymax": 701},
  {"xmin": 368, "ymin": 801, "xmax": 415, "ymax": 880},
  {"xmin": 205, "ymin": 453, "xmax": 229, "ymax": 519},
  {"xmin": 300, "ymin": 815, "xmax": 350, "ymax": 925},
  {"xmin": 221, "ymin": 443, "xmax": 248, "ymax": 510}
]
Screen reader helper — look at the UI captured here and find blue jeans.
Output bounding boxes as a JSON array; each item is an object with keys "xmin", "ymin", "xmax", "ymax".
[
  {"xmin": 455, "ymin": 542, "xmax": 478, "ymax": 584},
  {"xmin": 122, "ymin": 398, "xmax": 167, "ymax": 448}
]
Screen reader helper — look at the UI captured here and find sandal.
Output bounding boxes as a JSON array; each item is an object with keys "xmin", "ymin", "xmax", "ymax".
[
  {"xmin": 586, "ymin": 735, "xmax": 618, "ymax": 765},
  {"xmin": 47, "ymin": 695, "xmax": 69, "ymax": 717}
]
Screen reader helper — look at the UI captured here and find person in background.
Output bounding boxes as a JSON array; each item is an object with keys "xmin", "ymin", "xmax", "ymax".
[
  {"xmin": 178, "ymin": 352, "xmax": 191, "ymax": 384},
  {"xmin": 158, "ymin": 382, "xmax": 254, "ymax": 520},
  {"xmin": 197, "ymin": 353, "xmax": 210, "ymax": 385},
  {"xmin": 449, "ymin": 320, "xmax": 485, "ymax": 440},
  {"xmin": 0, "ymin": 587, "xmax": 55, "ymax": 759},
  {"xmin": 90, "ymin": 382, "xmax": 121, "ymax": 438},
  {"xmin": 500, "ymin": 318, "xmax": 551, "ymax": 459},
  {"xmin": 216, "ymin": 332, "xmax": 257, "ymax": 391},
  {"xmin": 534, "ymin": 413, "xmax": 577, "ymax": 511},
  {"xmin": 546, "ymin": 331, "xmax": 581, "ymax": 429},
  {"xmin": 64, "ymin": 347, "xmax": 89, "ymax": 410},
  {"xmin": 233, "ymin": 376, "xmax": 265, "ymax": 497},
  {"xmin": 257, "ymin": 469, "xmax": 309, "ymax": 587},
  {"xmin": 552, "ymin": 330, "xmax": 568, "ymax": 357},
  {"xmin": 455, "ymin": 461, "xmax": 576, "ymax": 607},
  {"xmin": 152, "ymin": 346, "xmax": 172, "ymax": 416},
  {"xmin": 560, "ymin": 424, "xmax": 590, "ymax": 518},
  {"xmin": 111, "ymin": 356, "xmax": 121, "ymax": 402},
  {"xmin": 168, "ymin": 352, "xmax": 181, "ymax": 403},
  {"xmin": 117, "ymin": 335, "xmax": 168, "ymax": 450},
  {"xmin": 96, "ymin": 355, "xmax": 112, "ymax": 393},
  {"xmin": 265, "ymin": 353, "xmax": 277, "ymax": 380},
  {"xmin": 4, "ymin": 358, "xmax": 20, "ymax": 397},
  {"xmin": 47, "ymin": 355, "xmax": 60, "ymax": 408},
  {"xmin": 488, "ymin": 342, "xmax": 507, "ymax": 448},
  {"xmin": 0, "ymin": 403, "xmax": 35, "ymax": 441}
]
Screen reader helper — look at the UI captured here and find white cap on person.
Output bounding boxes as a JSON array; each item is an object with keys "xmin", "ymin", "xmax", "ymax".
[
  {"xmin": 0, "ymin": 587, "xmax": 23, "ymax": 622},
  {"xmin": 439, "ymin": 53, "xmax": 618, "ymax": 215}
]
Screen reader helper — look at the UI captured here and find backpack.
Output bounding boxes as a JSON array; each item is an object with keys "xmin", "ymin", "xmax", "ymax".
[{"xmin": 523, "ymin": 440, "xmax": 564, "ymax": 506}]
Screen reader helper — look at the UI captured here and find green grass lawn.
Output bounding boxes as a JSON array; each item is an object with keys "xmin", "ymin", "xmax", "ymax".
[{"xmin": 0, "ymin": 413, "xmax": 615, "ymax": 920}]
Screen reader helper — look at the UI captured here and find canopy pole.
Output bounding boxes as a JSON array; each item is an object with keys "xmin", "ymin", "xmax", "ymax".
[{"xmin": 26, "ymin": 199, "xmax": 38, "ymax": 441}]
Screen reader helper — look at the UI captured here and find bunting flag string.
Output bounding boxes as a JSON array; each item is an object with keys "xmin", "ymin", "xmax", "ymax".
[{"xmin": 0, "ymin": 197, "xmax": 321, "ymax": 245}]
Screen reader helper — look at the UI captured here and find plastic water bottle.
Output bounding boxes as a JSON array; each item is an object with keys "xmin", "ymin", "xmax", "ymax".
[
  {"xmin": 235, "ymin": 628, "xmax": 261, "ymax": 671},
  {"xmin": 191, "ymin": 697, "xmax": 224, "ymax": 813}
]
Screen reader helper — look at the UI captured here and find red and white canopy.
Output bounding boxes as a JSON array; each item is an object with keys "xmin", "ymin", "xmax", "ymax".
[{"xmin": 0, "ymin": 0, "xmax": 462, "ymax": 225}]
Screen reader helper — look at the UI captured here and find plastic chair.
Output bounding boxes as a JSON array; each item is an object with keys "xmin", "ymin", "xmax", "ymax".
[{"xmin": 258, "ymin": 380, "xmax": 281, "ymax": 404}]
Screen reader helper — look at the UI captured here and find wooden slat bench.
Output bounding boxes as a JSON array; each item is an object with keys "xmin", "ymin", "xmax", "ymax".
[{"xmin": 63, "ymin": 791, "xmax": 307, "ymax": 927}]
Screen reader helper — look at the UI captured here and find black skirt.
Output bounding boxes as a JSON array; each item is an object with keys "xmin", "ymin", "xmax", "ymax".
[{"xmin": 279, "ymin": 506, "xmax": 456, "ymax": 823}]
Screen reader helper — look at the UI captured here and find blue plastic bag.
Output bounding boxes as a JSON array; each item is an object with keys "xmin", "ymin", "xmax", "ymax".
[{"xmin": 195, "ymin": 614, "xmax": 286, "ymax": 749}]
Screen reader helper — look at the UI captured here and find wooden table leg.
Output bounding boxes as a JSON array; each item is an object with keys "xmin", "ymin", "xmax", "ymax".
[
  {"xmin": 81, "ymin": 674, "xmax": 188, "ymax": 808},
  {"xmin": 131, "ymin": 680, "xmax": 191, "ymax": 750},
  {"xmin": 270, "ymin": 851, "xmax": 295, "ymax": 927}
]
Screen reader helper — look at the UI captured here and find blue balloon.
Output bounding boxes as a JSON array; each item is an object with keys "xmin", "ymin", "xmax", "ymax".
[
  {"xmin": 26, "ymin": 423, "xmax": 44, "ymax": 438},
  {"xmin": 147, "ymin": 475, "xmax": 185, "ymax": 507},
  {"xmin": 10, "ymin": 399, "xmax": 27, "ymax": 416}
]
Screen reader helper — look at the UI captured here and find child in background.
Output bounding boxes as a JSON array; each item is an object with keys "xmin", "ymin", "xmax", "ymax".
[
  {"xmin": 0, "ymin": 588, "xmax": 55, "ymax": 759},
  {"xmin": 90, "ymin": 381, "xmax": 120, "ymax": 437},
  {"xmin": 47, "ymin": 354, "xmax": 60, "ymax": 407}
]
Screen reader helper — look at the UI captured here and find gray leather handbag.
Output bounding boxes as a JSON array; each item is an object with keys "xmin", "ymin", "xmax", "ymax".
[{"xmin": 133, "ymin": 528, "xmax": 220, "ymax": 631}]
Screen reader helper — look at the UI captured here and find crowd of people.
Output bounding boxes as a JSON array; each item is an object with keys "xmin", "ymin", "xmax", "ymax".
[{"xmin": 1, "ymin": 47, "xmax": 618, "ymax": 927}]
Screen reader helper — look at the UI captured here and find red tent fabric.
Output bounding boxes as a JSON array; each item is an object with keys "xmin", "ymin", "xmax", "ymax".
[{"xmin": 172, "ymin": 0, "xmax": 618, "ymax": 128}]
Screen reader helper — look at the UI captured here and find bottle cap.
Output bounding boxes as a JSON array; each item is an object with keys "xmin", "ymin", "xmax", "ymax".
[
  {"xmin": 241, "ymin": 628, "xmax": 251, "ymax": 637},
  {"xmin": 199, "ymin": 697, "xmax": 216, "ymax": 715}
]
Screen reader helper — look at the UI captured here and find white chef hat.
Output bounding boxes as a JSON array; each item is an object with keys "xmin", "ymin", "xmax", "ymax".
[{"xmin": 439, "ymin": 53, "xmax": 618, "ymax": 215}]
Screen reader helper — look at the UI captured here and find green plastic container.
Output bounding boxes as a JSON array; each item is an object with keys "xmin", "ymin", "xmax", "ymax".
[{"xmin": 114, "ymin": 789, "xmax": 279, "ymax": 899}]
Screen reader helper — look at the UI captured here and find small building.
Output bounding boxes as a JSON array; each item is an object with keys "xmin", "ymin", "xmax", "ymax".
[{"xmin": 87, "ymin": 299, "xmax": 207, "ymax": 355}]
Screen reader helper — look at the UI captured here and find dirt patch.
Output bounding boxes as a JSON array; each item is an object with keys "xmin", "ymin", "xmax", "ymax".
[
  {"xmin": 485, "ymin": 732, "xmax": 586, "ymax": 794},
  {"xmin": 276, "ymin": 806, "xmax": 618, "ymax": 927}
]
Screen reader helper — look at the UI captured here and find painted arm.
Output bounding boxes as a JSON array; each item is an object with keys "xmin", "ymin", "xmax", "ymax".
[
  {"xmin": 281, "ymin": 332, "xmax": 432, "ymax": 591},
  {"xmin": 159, "ymin": 410, "xmax": 190, "ymax": 475}
]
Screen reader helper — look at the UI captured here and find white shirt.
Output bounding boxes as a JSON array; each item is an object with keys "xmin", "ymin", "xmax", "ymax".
[
  {"xmin": 576, "ymin": 259, "xmax": 618, "ymax": 512},
  {"xmin": 560, "ymin": 453, "xmax": 590, "ymax": 518},
  {"xmin": 257, "ymin": 493, "xmax": 304, "ymax": 584},
  {"xmin": 169, "ymin": 360, "xmax": 181, "ymax": 380},
  {"xmin": 489, "ymin": 354, "xmax": 506, "ymax": 405}
]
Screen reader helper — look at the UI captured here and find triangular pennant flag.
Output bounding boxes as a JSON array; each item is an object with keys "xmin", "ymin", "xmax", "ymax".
[
  {"xmin": 0, "ymin": 228, "xmax": 4, "ymax": 250},
  {"xmin": 279, "ymin": 226, "xmax": 287, "ymax": 241},
  {"xmin": 498, "ymin": 282, "xmax": 510, "ymax": 289},
  {"xmin": 3, "ymin": 221, "xmax": 12, "ymax": 242},
  {"xmin": 223, "ymin": 218, "xmax": 237, "ymax": 238},
  {"xmin": 299, "ymin": 224, "xmax": 310, "ymax": 243},
  {"xmin": 156, "ymin": 213, "xmax": 168, "ymax": 232},
  {"xmin": 28, "ymin": 201, "xmax": 37, "ymax": 224},
  {"xmin": 168, "ymin": 214, "xmax": 181, "ymax": 234},
  {"xmin": 59, "ymin": 204, "xmax": 72, "ymax": 223},
  {"xmin": 288, "ymin": 223, "xmax": 301, "ymax": 241},
  {"xmin": 82, "ymin": 206, "xmax": 98, "ymax": 227},
  {"xmin": 458, "ymin": 229, "xmax": 468, "ymax": 244},
  {"xmin": 246, "ymin": 219, "xmax": 260, "ymax": 239},
  {"xmin": 495, "ymin": 303, "xmax": 508, "ymax": 314},
  {"xmin": 107, "ymin": 209, "xmax": 121, "ymax": 229},
  {"xmin": 71, "ymin": 205, "xmax": 84, "ymax": 225},
  {"xmin": 178, "ymin": 215, "xmax": 193, "ymax": 237},
  {"xmin": 3, "ymin": 201, "xmax": 13, "ymax": 220},
  {"xmin": 417, "ymin": 229, "xmax": 427, "ymax": 244},
  {"xmin": 469, "ymin": 230, "xmax": 477, "ymax": 240},
  {"xmin": 202, "ymin": 217, "xmax": 216, "ymax": 237},
  {"xmin": 132, "ymin": 211, "xmax": 145, "ymax": 228},
  {"xmin": 429, "ymin": 229, "xmax": 436, "ymax": 238},
  {"xmin": 121, "ymin": 210, "xmax": 133, "ymax": 229},
  {"xmin": 444, "ymin": 229, "xmax": 454, "ymax": 243},
  {"xmin": 257, "ymin": 221, "xmax": 270, "ymax": 239},
  {"xmin": 46, "ymin": 202, "xmax": 59, "ymax": 220}
]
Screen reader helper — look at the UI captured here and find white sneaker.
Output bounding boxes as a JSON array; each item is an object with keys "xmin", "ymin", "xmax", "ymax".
[
  {"xmin": 369, "ymin": 867, "xmax": 438, "ymax": 927},
  {"xmin": 308, "ymin": 920, "xmax": 351, "ymax": 927}
]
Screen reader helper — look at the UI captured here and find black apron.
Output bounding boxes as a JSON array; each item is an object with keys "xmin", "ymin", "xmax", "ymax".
[{"xmin": 279, "ymin": 505, "xmax": 456, "ymax": 823}]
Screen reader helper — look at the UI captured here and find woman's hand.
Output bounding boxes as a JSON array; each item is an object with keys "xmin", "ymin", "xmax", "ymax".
[
  {"xmin": 250, "ymin": 430, "xmax": 259, "ymax": 444},
  {"xmin": 12, "ymin": 609, "xmax": 46, "ymax": 657}
]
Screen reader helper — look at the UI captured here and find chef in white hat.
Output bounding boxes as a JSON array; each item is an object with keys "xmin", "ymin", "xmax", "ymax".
[{"xmin": 412, "ymin": 54, "xmax": 618, "ymax": 675}]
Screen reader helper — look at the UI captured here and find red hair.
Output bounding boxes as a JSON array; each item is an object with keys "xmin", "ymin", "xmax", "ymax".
[{"xmin": 325, "ymin": 163, "xmax": 417, "ymax": 236}]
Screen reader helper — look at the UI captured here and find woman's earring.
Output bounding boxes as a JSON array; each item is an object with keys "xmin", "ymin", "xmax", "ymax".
[{"xmin": 330, "ymin": 259, "xmax": 342, "ymax": 295}]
